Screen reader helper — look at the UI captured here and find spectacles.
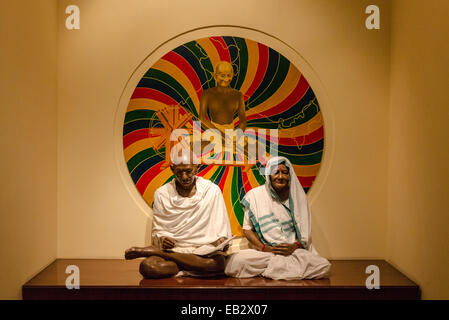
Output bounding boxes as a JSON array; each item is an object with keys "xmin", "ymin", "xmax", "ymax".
[{"xmin": 173, "ymin": 169, "xmax": 195, "ymax": 177}]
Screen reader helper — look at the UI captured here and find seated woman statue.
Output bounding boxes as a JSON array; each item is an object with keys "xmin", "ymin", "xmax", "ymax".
[{"xmin": 225, "ymin": 156, "xmax": 331, "ymax": 280}]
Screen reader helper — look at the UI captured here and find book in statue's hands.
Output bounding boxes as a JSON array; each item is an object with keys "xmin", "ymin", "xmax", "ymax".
[{"xmin": 192, "ymin": 236, "xmax": 236, "ymax": 256}]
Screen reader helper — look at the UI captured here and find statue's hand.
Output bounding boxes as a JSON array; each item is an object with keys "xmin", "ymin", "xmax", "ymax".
[
  {"xmin": 125, "ymin": 247, "xmax": 145, "ymax": 260},
  {"xmin": 272, "ymin": 243, "xmax": 298, "ymax": 256},
  {"xmin": 210, "ymin": 237, "xmax": 227, "ymax": 247},
  {"xmin": 161, "ymin": 237, "xmax": 177, "ymax": 250}
]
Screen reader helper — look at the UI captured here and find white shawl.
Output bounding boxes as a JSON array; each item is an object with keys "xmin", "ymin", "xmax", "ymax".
[
  {"xmin": 152, "ymin": 177, "xmax": 232, "ymax": 247},
  {"xmin": 242, "ymin": 156, "xmax": 313, "ymax": 250}
]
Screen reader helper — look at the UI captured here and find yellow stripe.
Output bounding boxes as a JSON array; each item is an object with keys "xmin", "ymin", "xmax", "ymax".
[
  {"xmin": 151, "ymin": 59, "xmax": 200, "ymax": 113},
  {"xmin": 196, "ymin": 38, "xmax": 221, "ymax": 75},
  {"xmin": 245, "ymin": 65, "xmax": 301, "ymax": 118},
  {"xmin": 202, "ymin": 165, "xmax": 218, "ymax": 181},
  {"xmin": 127, "ymin": 98, "xmax": 167, "ymax": 112},
  {"xmin": 221, "ymin": 167, "xmax": 241, "ymax": 236},
  {"xmin": 292, "ymin": 163, "xmax": 321, "ymax": 177},
  {"xmin": 277, "ymin": 111, "xmax": 323, "ymax": 137},
  {"xmin": 239, "ymin": 39, "xmax": 259, "ymax": 96},
  {"xmin": 142, "ymin": 168, "xmax": 174, "ymax": 205},
  {"xmin": 124, "ymin": 138, "xmax": 162, "ymax": 163},
  {"xmin": 246, "ymin": 168, "xmax": 262, "ymax": 189}
]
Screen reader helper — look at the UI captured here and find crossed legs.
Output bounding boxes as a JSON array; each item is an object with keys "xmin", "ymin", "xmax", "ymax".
[{"xmin": 125, "ymin": 246, "xmax": 225, "ymax": 279}]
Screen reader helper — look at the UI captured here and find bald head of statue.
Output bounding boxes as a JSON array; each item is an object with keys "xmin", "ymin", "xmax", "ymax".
[
  {"xmin": 170, "ymin": 148, "xmax": 199, "ymax": 192},
  {"xmin": 214, "ymin": 61, "xmax": 234, "ymax": 88}
]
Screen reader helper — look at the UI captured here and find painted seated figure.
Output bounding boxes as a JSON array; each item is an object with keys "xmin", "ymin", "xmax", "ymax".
[
  {"xmin": 199, "ymin": 61, "xmax": 253, "ymax": 161},
  {"xmin": 199, "ymin": 61, "xmax": 247, "ymax": 134},
  {"xmin": 225, "ymin": 156, "xmax": 331, "ymax": 280},
  {"xmin": 125, "ymin": 151, "xmax": 232, "ymax": 278}
]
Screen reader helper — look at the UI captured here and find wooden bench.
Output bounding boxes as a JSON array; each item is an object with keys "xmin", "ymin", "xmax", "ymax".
[{"xmin": 22, "ymin": 259, "xmax": 420, "ymax": 300}]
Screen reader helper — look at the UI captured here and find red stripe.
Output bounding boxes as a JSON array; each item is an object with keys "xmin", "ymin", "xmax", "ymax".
[
  {"xmin": 161, "ymin": 51, "xmax": 203, "ymax": 100},
  {"xmin": 245, "ymin": 74, "xmax": 309, "ymax": 121},
  {"xmin": 243, "ymin": 43, "xmax": 269, "ymax": 101},
  {"xmin": 275, "ymin": 126, "xmax": 325, "ymax": 146},
  {"xmin": 304, "ymin": 126, "xmax": 324, "ymax": 145},
  {"xmin": 241, "ymin": 170, "xmax": 252, "ymax": 193},
  {"xmin": 136, "ymin": 161, "xmax": 165, "ymax": 195},
  {"xmin": 210, "ymin": 37, "xmax": 231, "ymax": 62},
  {"xmin": 297, "ymin": 175, "xmax": 315, "ymax": 188},
  {"xmin": 197, "ymin": 164, "xmax": 214, "ymax": 177},
  {"xmin": 123, "ymin": 129, "xmax": 149, "ymax": 149},
  {"xmin": 253, "ymin": 126, "xmax": 323, "ymax": 147},
  {"xmin": 218, "ymin": 166, "xmax": 230, "ymax": 190},
  {"xmin": 131, "ymin": 87, "xmax": 178, "ymax": 105}
]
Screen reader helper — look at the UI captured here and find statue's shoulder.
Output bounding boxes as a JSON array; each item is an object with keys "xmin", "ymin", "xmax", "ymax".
[
  {"xmin": 228, "ymin": 88, "xmax": 242, "ymax": 96},
  {"xmin": 197, "ymin": 176, "xmax": 218, "ymax": 191},
  {"xmin": 245, "ymin": 185, "xmax": 265, "ymax": 199},
  {"xmin": 201, "ymin": 87, "xmax": 215, "ymax": 95},
  {"xmin": 155, "ymin": 181, "xmax": 174, "ymax": 198},
  {"xmin": 200, "ymin": 88, "xmax": 216, "ymax": 103}
]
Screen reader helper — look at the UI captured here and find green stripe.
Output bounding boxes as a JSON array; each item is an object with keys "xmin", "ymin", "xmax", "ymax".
[
  {"xmin": 259, "ymin": 213, "xmax": 274, "ymax": 221},
  {"xmin": 232, "ymin": 168, "xmax": 244, "ymax": 226},
  {"xmin": 209, "ymin": 166, "xmax": 224, "ymax": 183},
  {"xmin": 234, "ymin": 37, "xmax": 248, "ymax": 91},
  {"xmin": 260, "ymin": 219, "xmax": 278, "ymax": 228},
  {"xmin": 184, "ymin": 41, "xmax": 215, "ymax": 88},
  {"xmin": 125, "ymin": 109, "xmax": 157, "ymax": 124},
  {"xmin": 144, "ymin": 68, "xmax": 198, "ymax": 117},
  {"xmin": 127, "ymin": 147, "xmax": 161, "ymax": 173},
  {"xmin": 248, "ymin": 55, "xmax": 290, "ymax": 108},
  {"xmin": 247, "ymin": 97, "xmax": 320, "ymax": 129},
  {"xmin": 261, "ymin": 224, "xmax": 279, "ymax": 234},
  {"xmin": 241, "ymin": 198, "xmax": 270, "ymax": 246},
  {"xmin": 277, "ymin": 150, "xmax": 323, "ymax": 166},
  {"xmin": 251, "ymin": 165, "xmax": 266, "ymax": 185}
]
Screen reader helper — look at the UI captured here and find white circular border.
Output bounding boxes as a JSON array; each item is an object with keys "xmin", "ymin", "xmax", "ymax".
[{"xmin": 114, "ymin": 26, "xmax": 335, "ymax": 217}]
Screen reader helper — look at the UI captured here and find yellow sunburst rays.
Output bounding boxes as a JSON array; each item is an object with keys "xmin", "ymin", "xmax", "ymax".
[{"xmin": 149, "ymin": 105, "xmax": 193, "ymax": 168}]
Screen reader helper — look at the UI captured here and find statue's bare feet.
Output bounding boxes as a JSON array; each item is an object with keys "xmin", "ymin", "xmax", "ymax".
[{"xmin": 125, "ymin": 246, "xmax": 161, "ymax": 260}]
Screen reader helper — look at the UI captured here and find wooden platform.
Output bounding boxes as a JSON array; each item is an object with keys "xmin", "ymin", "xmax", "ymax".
[{"xmin": 22, "ymin": 259, "xmax": 420, "ymax": 300}]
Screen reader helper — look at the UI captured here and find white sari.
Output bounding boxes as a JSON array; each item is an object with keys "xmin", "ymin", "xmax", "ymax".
[{"xmin": 225, "ymin": 157, "xmax": 331, "ymax": 280}]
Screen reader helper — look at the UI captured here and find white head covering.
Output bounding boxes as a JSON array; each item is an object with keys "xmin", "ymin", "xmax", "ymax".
[{"xmin": 264, "ymin": 156, "xmax": 312, "ymax": 248}]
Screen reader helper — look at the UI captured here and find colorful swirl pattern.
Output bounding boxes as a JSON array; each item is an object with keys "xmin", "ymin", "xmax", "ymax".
[{"xmin": 123, "ymin": 36, "xmax": 324, "ymax": 236}]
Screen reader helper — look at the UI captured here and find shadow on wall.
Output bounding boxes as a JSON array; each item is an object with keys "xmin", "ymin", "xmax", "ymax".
[{"xmin": 144, "ymin": 217, "xmax": 153, "ymax": 246}]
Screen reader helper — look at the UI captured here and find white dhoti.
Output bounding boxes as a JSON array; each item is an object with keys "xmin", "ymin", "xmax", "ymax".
[{"xmin": 225, "ymin": 248, "xmax": 331, "ymax": 280}]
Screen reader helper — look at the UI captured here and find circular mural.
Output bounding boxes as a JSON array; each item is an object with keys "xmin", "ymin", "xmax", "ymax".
[{"xmin": 123, "ymin": 36, "xmax": 324, "ymax": 236}]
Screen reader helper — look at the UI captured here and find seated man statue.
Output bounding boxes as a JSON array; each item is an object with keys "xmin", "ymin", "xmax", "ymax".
[
  {"xmin": 225, "ymin": 156, "xmax": 331, "ymax": 280},
  {"xmin": 125, "ymin": 150, "xmax": 232, "ymax": 278}
]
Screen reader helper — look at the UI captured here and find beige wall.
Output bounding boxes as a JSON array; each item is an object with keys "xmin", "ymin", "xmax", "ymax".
[
  {"xmin": 56, "ymin": 0, "xmax": 390, "ymax": 259},
  {"xmin": 387, "ymin": 0, "xmax": 449, "ymax": 299},
  {"xmin": 2, "ymin": 0, "xmax": 447, "ymax": 300},
  {"xmin": 0, "ymin": 0, "xmax": 58, "ymax": 299}
]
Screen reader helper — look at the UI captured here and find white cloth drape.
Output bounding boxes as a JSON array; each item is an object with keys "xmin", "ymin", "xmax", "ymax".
[
  {"xmin": 152, "ymin": 177, "xmax": 232, "ymax": 251},
  {"xmin": 225, "ymin": 156, "xmax": 331, "ymax": 279}
]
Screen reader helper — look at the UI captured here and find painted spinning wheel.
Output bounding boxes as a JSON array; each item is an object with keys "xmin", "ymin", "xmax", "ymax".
[{"xmin": 123, "ymin": 36, "xmax": 324, "ymax": 236}]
